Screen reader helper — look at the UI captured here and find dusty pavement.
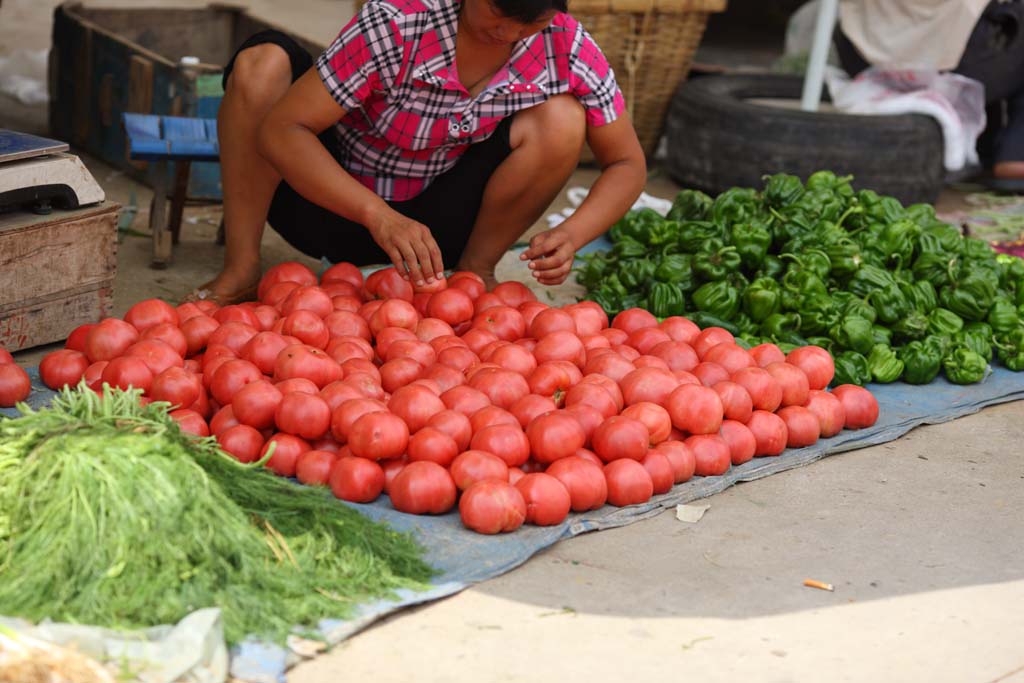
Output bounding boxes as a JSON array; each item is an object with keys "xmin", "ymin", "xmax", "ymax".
[{"xmin": 2, "ymin": 1, "xmax": 1023, "ymax": 682}]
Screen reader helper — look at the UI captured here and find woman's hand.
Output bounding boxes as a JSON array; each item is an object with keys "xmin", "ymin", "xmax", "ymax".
[
  {"xmin": 368, "ymin": 210, "xmax": 445, "ymax": 286},
  {"xmin": 520, "ymin": 226, "xmax": 577, "ymax": 286}
]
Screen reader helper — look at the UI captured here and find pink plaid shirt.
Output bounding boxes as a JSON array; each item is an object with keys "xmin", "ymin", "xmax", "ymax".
[{"xmin": 316, "ymin": 0, "xmax": 626, "ymax": 201}]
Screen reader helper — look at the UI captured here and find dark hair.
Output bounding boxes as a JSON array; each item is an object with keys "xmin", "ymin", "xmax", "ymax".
[{"xmin": 492, "ymin": 0, "xmax": 567, "ymax": 23}]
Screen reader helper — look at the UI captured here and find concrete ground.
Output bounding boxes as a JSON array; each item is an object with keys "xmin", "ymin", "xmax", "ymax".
[{"xmin": 2, "ymin": 1, "xmax": 1023, "ymax": 682}]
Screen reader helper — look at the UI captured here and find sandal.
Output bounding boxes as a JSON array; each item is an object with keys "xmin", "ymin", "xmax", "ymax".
[{"xmin": 181, "ymin": 283, "xmax": 259, "ymax": 307}]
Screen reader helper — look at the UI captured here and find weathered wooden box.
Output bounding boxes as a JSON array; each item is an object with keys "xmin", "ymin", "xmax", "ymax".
[
  {"xmin": 0, "ymin": 202, "xmax": 119, "ymax": 352},
  {"xmin": 49, "ymin": 2, "xmax": 324, "ymax": 200}
]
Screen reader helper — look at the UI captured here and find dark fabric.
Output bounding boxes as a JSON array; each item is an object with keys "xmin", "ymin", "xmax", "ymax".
[
  {"xmin": 221, "ymin": 30, "xmax": 515, "ymax": 268},
  {"xmin": 834, "ymin": 0, "xmax": 1024, "ymax": 165}
]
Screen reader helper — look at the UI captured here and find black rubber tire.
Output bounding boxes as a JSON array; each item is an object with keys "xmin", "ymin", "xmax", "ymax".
[{"xmin": 664, "ymin": 74, "xmax": 946, "ymax": 205}]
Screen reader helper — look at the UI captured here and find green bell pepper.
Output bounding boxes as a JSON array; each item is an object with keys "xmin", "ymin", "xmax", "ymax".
[
  {"xmin": 986, "ymin": 298, "xmax": 1020, "ymax": 334},
  {"xmin": 832, "ymin": 350, "xmax": 872, "ymax": 386},
  {"xmin": 823, "ymin": 239, "xmax": 864, "ymax": 280},
  {"xmin": 994, "ymin": 328, "xmax": 1024, "ymax": 371},
  {"xmin": 618, "ymin": 258, "xmax": 657, "ymax": 290},
  {"xmin": 926, "ymin": 307, "xmax": 964, "ymax": 337},
  {"xmin": 939, "ymin": 274, "xmax": 997, "ymax": 321},
  {"xmin": 742, "ymin": 277, "xmax": 782, "ymax": 322},
  {"xmin": 757, "ymin": 254, "xmax": 786, "ymax": 280},
  {"xmin": 848, "ymin": 265, "xmax": 898, "ymax": 298},
  {"xmin": 781, "ymin": 250, "xmax": 832, "ymax": 281},
  {"xmin": 891, "ymin": 309, "xmax": 930, "ymax": 342},
  {"xmin": 867, "ymin": 283, "xmax": 911, "ymax": 325},
  {"xmin": 911, "ymin": 252, "xmax": 958, "ymax": 289},
  {"xmin": 711, "ymin": 187, "xmax": 761, "ymax": 228},
  {"xmin": 761, "ymin": 312, "xmax": 802, "ymax": 340},
  {"xmin": 904, "ymin": 280, "xmax": 938, "ymax": 313},
  {"xmin": 953, "ymin": 323, "xmax": 994, "ymax": 363},
  {"xmin": 870, "ymin": 219, "xmax": 921, "ymax": 269},
  {"xmin": 678, "ymin": 221, "xmax": 725, "ymax": 253},
  {"xmin": 806, "ymin": 170, "xmax": 855, "ymax": 201},
  {"xmin": 654, "ymin": 254, "xmax": 698, "ymax": 292},
  {"xmin": 899, "ymin": 340, "xmax": 943, "ymax": 384},
  {"xmin": 962, "ymin": 237, "xmax": 995, "ymax": 262},
  {"xmin": 611, "ymin": 236, "xmax": 648, "ymax": 260},
  {"xmin": 693, "ymin": 242, "xmax": 742, "ymax": 281},
  {"xmin": 917, "ymin": 223, "xmax": 964, "ymax": 256},
  {"xmin": 731, "ymin": 222, "xmax": 772, "ymax": 270},
  {"xmin": 648, "ymin": 282, "xmax": 686, "ymax": 318},
  {"xmin": 867, "ymin": 344, "xmax": 905, "ymax": 383},
  {"xmin": 692, "ymin": 280, "xmax": 741, "ymax": 319},
  {"xmin": 943, "ymin": 345, "xmax": 988, "ymax": 384},
  {"xmin": 842, "ymin": 297, "xmax": 877, "ymax": 325},
  {"xmin": 763, "ymin": 173, "xmax": 805, "ymax": 208},
  {"xmin": 830, "ymin": 314, "xmax": 875, "ymax": 355},
  {"xmin": 871, "ymin": 325, "xmax": 893, "ymax": 347},
  {"xmin": 687, "ymin": 312, "xmax": 741, "ymax": 335},
  {"xmin": 667, "ymin": 189, "xmax": 713, "ymax": 222}
]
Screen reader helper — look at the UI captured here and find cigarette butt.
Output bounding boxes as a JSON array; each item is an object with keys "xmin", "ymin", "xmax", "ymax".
[{"xmin": 803, "ymin": 579, "xmax": 834, "ymax": 591}]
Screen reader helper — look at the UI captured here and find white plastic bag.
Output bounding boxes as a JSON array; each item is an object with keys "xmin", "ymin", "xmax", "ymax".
[
  {"xmin": 0, "ymin": 49, "xmax": 49, "ymax": 106},
  {"xmin": 545, "ymin": 187, "xmax": 672, "ymax": 228},
  {"xmin": 824, "ymin": 66, "xmax": 986, "ymax": 171}
]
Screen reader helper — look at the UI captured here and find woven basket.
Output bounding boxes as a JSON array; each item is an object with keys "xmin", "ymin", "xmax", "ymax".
[{"xmin": 571, "ymin": 0, "xmax": 726, "ymax": 156}]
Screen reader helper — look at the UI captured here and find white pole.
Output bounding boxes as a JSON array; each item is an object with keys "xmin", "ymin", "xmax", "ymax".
[{"xmin": 800, "ymin": 0, "xmax": 840, "ymax": 112}]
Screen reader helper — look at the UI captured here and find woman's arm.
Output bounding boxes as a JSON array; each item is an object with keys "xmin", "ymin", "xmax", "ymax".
[
  {"xmin": 256, "ymin": 69, "xmax": 445, "ymax": 285},
  {"xmin": 520, "ymin": 115, "xmax": 646, "ymax": 285}
]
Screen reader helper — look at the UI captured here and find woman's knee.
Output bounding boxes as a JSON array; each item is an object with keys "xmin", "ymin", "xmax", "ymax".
[
  {"xmin": 225, "ymin": 44, "xmax": 293, "ymax": 105},
  {"xmin": 511, "ymin": 94, "xmax": 586, "ymax": 159}
]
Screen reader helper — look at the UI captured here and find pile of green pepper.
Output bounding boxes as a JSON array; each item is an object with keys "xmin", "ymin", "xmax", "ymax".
[{"xmin": 577, "ymin": 171, "xmax": 1024, "ymax": 386}]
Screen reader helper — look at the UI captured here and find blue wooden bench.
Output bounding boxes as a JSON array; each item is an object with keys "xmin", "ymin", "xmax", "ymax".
[{"xmin": 123, "ymin": 113, "xmax": 222, "ymax": 267}]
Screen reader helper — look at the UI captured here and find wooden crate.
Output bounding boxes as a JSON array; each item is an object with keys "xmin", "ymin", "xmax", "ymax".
[
  {"xmin": 0, "ymin": 202, "xmax": 119, "ymax": 352},
  {"xmin": 49, "ymin": 3, "xmax": 324, "ymax": 200}
]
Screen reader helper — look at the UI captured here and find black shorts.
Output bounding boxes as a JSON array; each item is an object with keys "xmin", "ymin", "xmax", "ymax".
[{"xmin": 223, "ymin": 30, "xmax": 514, "ymax": 269}]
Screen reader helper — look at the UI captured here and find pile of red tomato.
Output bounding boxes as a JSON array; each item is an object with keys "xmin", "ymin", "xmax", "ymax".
[{"xmin": 21, "ymin": 261, "xmax": 879, "ymax": 535}]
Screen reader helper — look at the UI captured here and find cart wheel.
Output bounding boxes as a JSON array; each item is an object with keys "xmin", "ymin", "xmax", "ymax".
[{"xmin": 664, "ymin": 74, "xmax": 945, "ymax": 205}]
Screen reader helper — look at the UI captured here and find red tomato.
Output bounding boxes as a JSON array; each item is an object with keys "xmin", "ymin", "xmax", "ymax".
[
  {"xmin": 470, "ymin": 423, "xmax": 531, "ymax": 467},
  {"xmin": 563, "ymin": 382, "xmax": 618, "ymax": 419},
  {"xmin": 64, "ymin": 323, "xmax": 96, "ymax": 352},
  {"xmin": 592, "ymin": 416, "xmax": 650, "ymax": 463},
  {"xmin": 474, "ymin": 292, "xmax": 504, "ymax": 315},
  {"xmin": 262, "ymin": 433, "xmax": 311, "ymax": 477},
  {"xmin": 448, "ymin": 271, "xmax": 486, "ymax": 298},
  {"xmin": 276, "ymin": 377, "xmax": 320, "ymax": 395},
  {"xmin": 621, "ymin": 402, "xmax": 672, "ymax": 445},
  {"xmin": 450, "ymin": 449, "xmax": 509, "ymax": 490},
  {"xmin": 546, "ymin": 456, "xmax": 607, "ymax": 510},
  {"xmin": 150, "ymin": 366, "xmax": 202, "ymax": 408},
  {"xmin": 381, "ymin": 457, "xmax": 407, "ymax": 494},
  {"xmin": 507, "ymin": 394, "xmax": 554, "ymax": 429},
  {"xmin": 369, "ymin": 299, "xmax": 420, "ymax": 336},
  {"xmin": 719, "ymin": 419, "xmax": 756, "ymax": 465},
  {"xmin": 425, "ymin": 288, "xmax": 475, "ymax": 325},
  {"xmin": 210, "ymin": 359, "xmax": 262, "ymax": 406},
  {"xmin": 364, "ymin": 267, "xmax": 415, "ymax": 302},
  {"xmin": 214, "ymin": 305, "xmax": 260, "ymax": 328},
  {"xmin": 329, "ymin": 456, "xmax": 385, "ymax": 502},
  {"xmin": 251, "ymin": 304, "xmax": 280, "ymax": 331},
  {"xmin": 436, "ymin": 346, "xmax": 478, "ymax": 374},
  {"xmin": 415, "ymin": 317, "xmax": 456, "ymax": 343},
  {"xmin": 124, "ymin": 339, "xmax": 184, "ymax": 376},
  {"xmin": 240, "ymin": 332, "xmax": 290, "ymax": 375},
  {"xmin": 581, "ymin": 334, "xmax": 612, "ymax": 353},
  {"xmin": 730, "ymin": 366, "xmax": 784, "ymax": 412},
  {"xmin": 84, "ymin": 318, "xmax": 139, "ymax": 363},
  {"xmin": 459, "ymin": 480, "xmax": 527, "ymax": 534},
  {"xmin": 180, "ymin": 315, "xmax": 220, "ymax": 356},
  {"xmin": 125, "ymin": 298, "xmax": 179, "ymax": 332},
  {"xmin": 776, "ymin": 405, "xmax": 821, "ymax": 448},
  {"xmin": 468, "ymin": 407, "xmax": 517, "ymax": 436},
  {"xmin": 388, "ymin": 384, "xmax": 446, "ymax": 433},
  {"xmin": 141, "ymin": 322, "xmax": 188, "ymax": 358},
  {"xmin": 422, "ymin": 363, "xmax": 465, "ymax": 393},
  {"xmin": 632, "ymin": 355, "xmax": 670, "ymax": 371},
  {"xmin": 746, "ymin": 410, "xmax": 789, "ymax": 456},
  {"xmin": 320, "ymin": 261, "xmax": 364, "ymax": 288},
  {"xmin": 294, "ymin": 450, "xmax": 337, "ymax": 485},
  {"xmin": 786, "ymin": 346, "xmax": 835, "ymax": 391},
  {"xmin": 659, "ymin": 316, "xmax": 701, "ymax": 344},
  {"xmin": 488, "ymin": 343, "xmax": 538, "ymax": 376},
  {"xmin": 626, "ymin": 327, "xmax": 671, "ymax": 355},
  {"xmin": 713, "ymin": 380, "xmax": 754, "ymax": 423},
  {"xmin": 281, "ymin": 285, "xmax": 333, "ymax": 319},
  {"xmin": 764, "ymin": 361, "xmax": 811, "ymax": 408},
  {"xmin": 426, "ymin": 409, "xmax": 473, "ymax": 451},
  {"xmin": 348, "ymin": 411, "xmax": 409, "ymax": 460},
  {"xmin": 648, "ymin": 340, "xmax": 700, "ymax": 373},
  {"xmin": 702, "ymin": 343, "xmax": 755, "ymax": 374},
  {"xmin": 601, "ymin": 328, "xmax": 629, "ymax": 346},
  {"xmin": 324, "ymin": 310, "xmax": 372, "ymax": 342},
  {"xmin": 578, "ymin": 374, "xmax": 624, "ymax": 410},
  {"xmin": 641, "ymin": 451, "xmax": 674, "ymax": 494},
  {"xmin": 561, "ymin": 404, "xmax": 603, "ymax": 447},
  {"xmin": 210, "ymin": 404, "xmax": 241, "ymax": 435},
  {"xmin": 604, "ymin": 459, "xmax": 654, "ymax": 506},
  {"xmin": 170, "ymin": 408, "xmax": 210, "ymax": 437},
  {"xmin": 208, "ymin": 321, "xmax": 259, "ymax": 354},
  {"xmin": 263, "ymin": 282, "xmax": 301, "ymax": 307},
  {"xmin": 101, "ymin": 356, "xmax": 154, "ymax": 393},
  {"xmin": 0, "ymin": 363, "xmax": 31, "ymax": 407},
  {"xmin": 274, "ymin": 345, "xmax": 343, "ymax": 388},
  {"xmin": 358, "ymin": 299, "xmax": 385, "ymax": 323},
  {"xmin": 830, "ymin": 384, "xmax": 879, "ymax": 429},
  {"xmin": 379, "ymin": 357, "xmax": 424, "ymax": 394},
  {"xmin": 39, "ymin": 349, "xmax": 89, "ymax": 389},
  {"xmin": 692, "ymin": 361, "xmax": 731, "ymax": 387},
  {"xmin": 665, "ymin": 384, "xmax": 724, "ymax": 435},
  {"xmin": 611, "ymin": 308, "xmax": 658, "ymax": 335},
  {"xmin": 749, "ymin": 342, "xmax": 787, "ymax": 368},
  {"xmin": 804, "ymin": 389, "xmax": 846, "ymax": 437},
  {"xmin": 583, "ymin": 351, "xmax": 635, "ymax": 384},
  {"xmin": 565, "ymin": 301, "xmax": 608, "ymax": 336},
  {"xmin": 613, "ymin": 344, "xmax": 640, "ymax": 361},
  {"xmin": 384, "ymin": 339, "xmax": 436, "ymax": 367},
  {"xmin": 389, "ymin": 461, "xmax": 457, "ymax": 514},
  {"xmin": 276, "ymin": 391, "xmax": 331, "ymax": 439},
  {"xmin": 468, "ymin": 367, "xmax": 530, "ymax": 409},
  {"xmin": 217, "ymin": 424, "xmax": 264, "ymax": 463},
  {"xmin": 258, "ymin": 261, "xmax": 317, "ymax": 301},
  {"xmin": 374, "ymin": 327, "xmax": 416, "ymax": 359},
  {"xmin": 685, "ymin": 434, "xmax": 732, "ymax": 476},
  {"xmin": 280, "ymin": 310, "xmax": 329, "ymax": 349},
  {"xmin": 407, "ymin": 426, "xmax": 460, "ymax": 467},
  {"xmin": 693, "ymin": 327, "xmax": 736, "ymax": 359},
  {"xmin": 528, "ymin": 308, "xmax": 576, "ymax": 338},
  {"xmin": 528, "ymin": 361, "xmax": 583, "ymax": 403},
  {"xmin": 330, "ymin": 398, "xmax": 387, "ymax": 442},
  {"xmin": 654, "ymin": 440, "xmax": 696, "ymax": 483},
  {"xmin": 619, "ymin": 367, "xmax": 678, "ymax": 406},
  {"xmin": 441, "ymin": 385, "xmax": 492, "ymax": 417},
  {"xmin": 491, "ymin": 281, "xmax": 535, "ymax": 308},
  {"xmin": 515, "ymin": 473, "xmax": 571, "ymax": 525}
]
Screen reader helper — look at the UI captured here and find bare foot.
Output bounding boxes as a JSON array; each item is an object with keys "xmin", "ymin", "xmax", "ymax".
[{"xmin": 184, "ymin": 264, "xmax": 262, "ymax": 305}]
